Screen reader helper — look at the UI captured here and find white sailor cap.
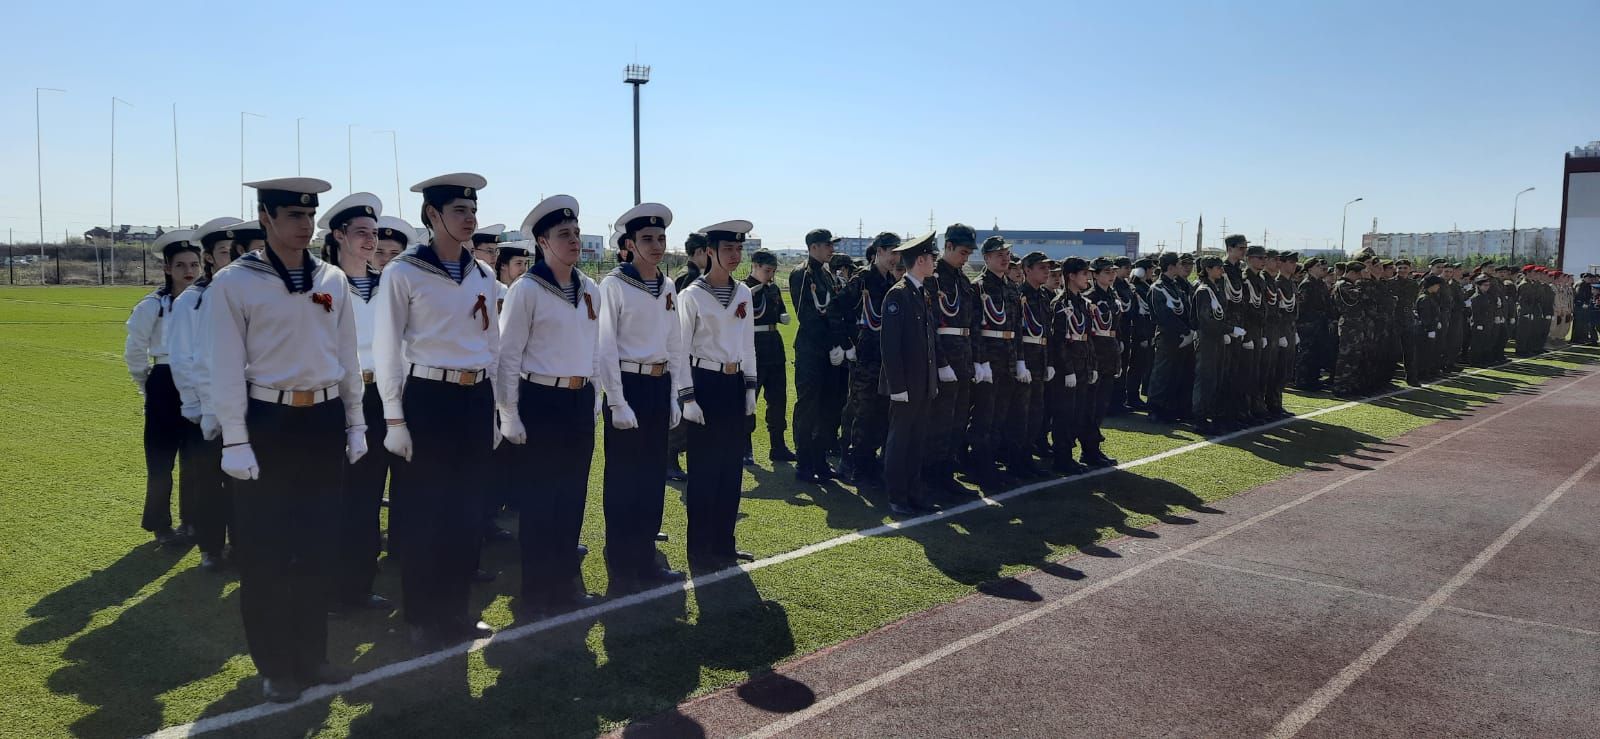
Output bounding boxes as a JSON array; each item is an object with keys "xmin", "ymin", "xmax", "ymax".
[
  {"xmin": 192, "ymin": 217, "xmax": 243, "ymax": 248},
  {"xmin": 410, "ymin": 173, "xmax": 486, "ymax": 204},
  {"xmin": 615, "ymin": 202, "xmax": 673, "ymax": 236},
  {"xmin": 521, "ymin": 195, "xmax": 580, "ymax": 238},
  {"xmin": 473, "ymin": 223, "xmax": 506, "ymax": 245},
  {"xmin": 153, "ymin": 229, "xmax": 198, "ymax": 251},
  {"xmin": 376, "ymin": 216, "xmax": 417, "ymax": 246},
  {"xmin": 229, "ymin": 221, "xmax": 264, "ymax": 240},
  {"xmin": 611, "ymin": 227, "xmax": 627, "ymax": 251},
  {"xmin": 244, "ymin": 177, "xmax": 333, "ymax": 208},
  {"xmin": 699, "ymin": 220, "xmax": 753, "ymax": 244},
  {"xmin": 317, "ymin": 192, "xmax": 383, "ymax": 230}
]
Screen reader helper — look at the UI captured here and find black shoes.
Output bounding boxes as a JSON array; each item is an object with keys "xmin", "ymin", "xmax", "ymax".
[
  {"xmin": 666, "ymin": 463, "xmax": 688, "ymax": 482},
  {"xmin": 153, "ymin": 527, "xmax": 189, "ymax": 547},
  {"xmin": 769, "ymin": 442, "xmax": 798, "ymax": 462},
  {"xmin": 1081, "ymin": 453, "xmax": 1118, "ymax": 468},
  {"xmin": 743, "ymin": 453, "xmax": 756, "ymax": 466},
  {"xmin": 198, "ymin": 551, "xmax": 224, "ymax": 572},
  {"xmin": 262, "ymin": 678, "xmax": 303, "ymax": 703}
]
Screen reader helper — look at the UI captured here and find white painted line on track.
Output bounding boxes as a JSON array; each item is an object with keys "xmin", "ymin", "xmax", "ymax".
[
  {"xmin": 147, "ymin": 351, "xmax": 1589, "ymax": 738},
  {"xmin": 741, "ymin": 361, "xmax": 1596, "ymax": 739},
  {"xmin": 1266, "ymin": 445, "xmax": 1600, "ymax": 738}
]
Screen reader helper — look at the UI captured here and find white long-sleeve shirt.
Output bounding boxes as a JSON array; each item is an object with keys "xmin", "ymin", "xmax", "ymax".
[
  {"xmin": 372, "ymin": 244, "xmax": 501, "ymax": 420},
  {"xmin": 596, "ymin": 264, "xmax": 686, "ymax": 410},
  {"xmin": 348, "ymin": 277, "xmax": 379, "ymax": 372},
  {"xmin": 206, "ymin": 250, "xmax": 364, "ymax": 446},
  {"xmin": 674, "ymin": 276, "xmax": 757, "ymax": 402},
  {"xmin": 123, "ymin": 289, "xmax": 174, "ymax": 388},
  {"xmin": 495, "ymin": 262, "xmax": 602, "ymax": 413},
  {"xmin": 167, "ymin": 282, "xmax": 209, "ymax": 418}
]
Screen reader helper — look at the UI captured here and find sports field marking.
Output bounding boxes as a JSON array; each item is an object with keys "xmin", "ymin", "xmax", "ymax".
[
  {"xmin": 741, "ymin": 363, "xmax": 1595, "ymax": 739},
  {"xmin": 1266, "ymin": 444, "xmax": 1600, "ymax": 738},
  {"xmin": 0, "ymin": 296, "xmax": 133, "ymax": 310},
  {"xmin": 147, "ymin": 351, "xmax": 1584, "ymax": 738}
]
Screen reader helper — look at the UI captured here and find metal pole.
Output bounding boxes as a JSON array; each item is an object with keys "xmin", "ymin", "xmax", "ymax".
[
  {"xmin": 36, "ymin": 88, "xmax": 66, "ymax": 284},
  {"xmin": 376, "ymin": 130, "xmax": 402, "ymax": 213},
  {"xmin": 1340, "ymin": 197, "xmax": 1363, "ymax": 257},
  {"xmin": 1511, "ymin": 187, "xmax": 1535, "ymax": 262},
  {"xmin": 1177, "ymin": 220, "xmax": 1187, "ymax": 255},
  {"xmin": 632, "ymin": 84, "xmax": 642, "ymax": 205},
  {"xmin": 296, "ymin": 117, "xmax": 304, "ymax": 175},
  {"xmin": 172, "ymin": 103, "xmax": 182, "ymax": 227}
]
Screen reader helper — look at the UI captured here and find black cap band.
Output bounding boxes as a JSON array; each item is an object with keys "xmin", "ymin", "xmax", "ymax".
[
  {"xmin": 705, "ymin": 230, "xmax": 746, "ymax": 244},
  {"xmin": 421, "ymin": 184, "xmax": 477, "ymax": 208},
  {"xmin": 258, "ymin": 189, "xmax": 318, "ymax": 210},
  {"xmin": 378, "ymin": 227, "xmax": 409, "ymax": 246},
  {"xmin": 625, "ymin": 215, "xmax": 666, "ymax": 235},
  {"xmin": 532, "ymin": 208, "xmax": 577, "ymax": 238},
  {"xmin": 471, "ymin": 233, "xmax": 499, "ymax": 246},
  {"xmin": 329, "ymin": 205, "xmax": 377, "ymax": 231}
]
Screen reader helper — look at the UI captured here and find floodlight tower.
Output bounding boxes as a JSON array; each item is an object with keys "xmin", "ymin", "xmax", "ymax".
[{"xmin": 624, "ymin": 64, "xmax": 651, "ymax": 206}]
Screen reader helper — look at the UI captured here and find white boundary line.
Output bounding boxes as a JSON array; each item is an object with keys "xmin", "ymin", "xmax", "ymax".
[
  {"xmin": 147, "ymin": 350, "xmax": 1589, "ymax": 738},
  {"xmin": 1266, "ymin": 446, "xmax": 1600, "ymax": 738},
  {"xmin": 740, "ymin": 359, "xmax": 1596, "ymax": 739}
]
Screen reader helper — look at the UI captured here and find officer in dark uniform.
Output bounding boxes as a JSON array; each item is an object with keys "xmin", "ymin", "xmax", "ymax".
[
  {"xmin": 1124, "ymin": 257, "xmax": 1157, "ymax": 411},
  {"xmin": 743, "ymin": 249, "xmax": 795, "ymax": 465},
  {"xmin": 924, "ymin": 224, "xmax": 980, "ymax": 494},
  {"xmin": 1242, "ymin": 245, "xmax": 1272, "ymax": 419},
  {"xmin": 1191, "ymin": 256, "xmax": 1230, "ymax": 434},
  {"xmin": 837, "ymin": 233, "xmax": 900, "ymax": 484},
  {"xmin": 667, "ymin": 232, "xmax": 710, "ymax": 481},
  {"xmin": 968, "ymin": 235, "xmax": 1029, "ymax": 484},
  {"xmin": 1082, "ymin": 258, "xmax": 1122, "ymax": 467},
  {"xmin": 1148, "ymin": 252, "xmax": 1195, "ymax": 422},
  {"xmin": 1049, "ymin": 257, "xmax": 1095, "ymax": 472},
  {"xmin": 880, "ymin": 233, "xmax": 941, "ymax": 516},
  {"xmin": 1015, "ymin": 252, "xmax": 1054, "ymax": 475},
  {"xmin": 790, "ymin": 229, "xmax": 850, "ymax": 483},
  {"xmin": 1108, "ymin": 257, "xmax": 1137, "ymax": 415},
  {"xmin": 1294, "ymin": 257, "xmax": 1333, "ymax": 390},
  {"xmin": 1219, "ymin": 235, "xmax": 1253, "ymax": 429}
]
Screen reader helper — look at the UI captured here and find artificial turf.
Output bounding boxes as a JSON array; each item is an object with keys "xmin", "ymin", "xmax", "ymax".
[{"xmin": 0, "ymin": 285, "xmax": 1591, "ymax": 739}]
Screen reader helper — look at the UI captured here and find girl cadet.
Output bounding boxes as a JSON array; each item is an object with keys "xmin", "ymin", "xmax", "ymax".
[
  {"xmin": 318, "ymin": 192, "xmax": 394, "ymax": 614},
  {"xmin": 496, "ymin": 195, "xmax": 604, "ymax": 616},
  {"xmin": 374, "ymin": 173, "xmax": 500, "ymax": 648},
  {"xmin": 126, "ymin": 229, "xmax": 203, "ymax": 547},
  {"xmin": 596, "ymin": 202, "xmax": 688, "ymax": 592},
  {"xmin": 207, "ymin": 177, "xmax": 366, "ymax": 703},
  {"xmin": 168, "ymin": 216, "xmax": 240, "ymax": 570},
  {"xmin": 676, "ymin": 220, "xmax": 759, "ymax": 567},
  {"xmin": 373, "ymin": 216, "xmax": 414, "ymax": 270}
]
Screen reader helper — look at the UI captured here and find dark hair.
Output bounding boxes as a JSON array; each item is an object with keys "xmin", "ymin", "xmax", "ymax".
[
  {"xmin": 203, "ymin": 240, "xmax": 241, "ymax": 279},
  {"xmin": 161, "ymin": 241, "xmax": 201, "ymax": 292},
  {"xmin": 319, "ymin": 231, "xmax": 341, "ymax": 263},
  {"xmin": 1224, "ymin": 234, "xmax": 1248, "ymax": 249},
  {"xmin": 494, "ymin": 245, "xmax": 531, "ymax": 276}
]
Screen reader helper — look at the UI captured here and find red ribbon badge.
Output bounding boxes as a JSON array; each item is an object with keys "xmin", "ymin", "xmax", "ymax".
[
  {"xmin": 583, "ymin": 292, "xmax": 596, "ymax": 321},
  {"xmin": 735, "ymin": 301, "xmax": 747, "ymax": 319},
  {"xmin": 472, "ymin": 294, "xmax": 488, "ymax": 330},
  {"xmin": 311, "ymin": 292, "xmax": 334, "ymax": 313}
]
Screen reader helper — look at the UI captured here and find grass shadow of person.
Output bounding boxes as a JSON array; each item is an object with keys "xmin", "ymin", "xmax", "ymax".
[
  {"xmin": 17, "ymin": 544, "xmax": 187, "ymax": 646},
  {"xmin": 1220, "ymin": 418, "xmax": 1387, "ymax": 472},
  {"xmin": 1092, "ymin": 469, "xmax": 1225, "ymax": 525}
]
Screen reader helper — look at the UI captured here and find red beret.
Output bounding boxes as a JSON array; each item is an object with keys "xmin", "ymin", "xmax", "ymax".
[{"xmin": 1521, "ymin": 265, "xmax": 1537, "ymax": 273}]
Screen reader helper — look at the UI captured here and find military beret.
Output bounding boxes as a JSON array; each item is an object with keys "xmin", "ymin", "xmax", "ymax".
[
  {"xmin": 1198, "ymin": 255, "xmax": 1224, "ymax": 268},
  {"xmin": 1157, "ymin": 252, "xmax": 1180, "ymax": 268},
  {"xmin": 981, "ymin": 235, "xmax": 1010, "ymax": 254},
  {"xmin": 1478, "ymin": 260, "xmax": 1496, "ymax": 268},
  {"xmin": 1059, "ymin": 257, "xmax": 1090, "ymax": 274},
  {"xmin": 1353, "ymin": 247, "xmax": 1375, "ymax": 260},
  {"xmin": 1394, "ymin": 257, "xmax": 1411, "ymax": 266},
  {"xmin": 944, "ymin": 223, "xmax": 977, "ymax": 246},
  {"xmin": 1304, "ymin": 256, "xmax": 1324, "ymax": 267},
  {"xmin": 1264, "ymin": 249, "xmax": 1281, "ymax": 259},
  {"xmin": 1246, "ymin": 245, "xmax": 1267, "ymax": 257},
  {"xmin": 830, "ymin": 254, "xmax": 857, "ymax": 271},
  {"xmin": 870, "ymin": 231, "xmax": 901, "ymax": 250},
  {"xmin": 750, "ymin": 249, "xmax": 778, "ymax": 267},
  {"xmin": 1134, "ymin": 257, "xmax": 1156, "ymax": 269},
  {"xmin": 1113, "ymin": 256, "xmax": 1132, "ymax": 267},
  {"xmin": 1021, "ymin": 250, "xmax": 1051, "ymax": 268},
  {"xmin": 805, "ymin": 228, "xmax": 840, "ymax": 246},
  {"xmin": 1380, "ymin": 259, "xmax": 1396, "ymax": 267},
  {"xmin": 1090, "ymin": 257, "xmax": 1117, "ymax": 272},
  {"xmin": 1345, "ymin": 261, "xmax": 1367, "ymax": 273},
  {"xmin": 1422, "ymin": 274, "xmax": 1444, "ymax": 288}
]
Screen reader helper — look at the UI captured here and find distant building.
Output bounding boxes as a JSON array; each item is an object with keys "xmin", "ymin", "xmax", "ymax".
[
  {"xmin": 973, "ymin": 228, "xmax": 1140, "ymax": 261},
  {"xmin": 834, "ymin": 237, "xmax": 871, "ymax": 258},
  {"xmin": 1361, "ymin": 228, "xmax": 1559, "ymax": 262},
  {"xmin": 1561, "ymin": 140, "xmax": 1600, "ymax": 273}
]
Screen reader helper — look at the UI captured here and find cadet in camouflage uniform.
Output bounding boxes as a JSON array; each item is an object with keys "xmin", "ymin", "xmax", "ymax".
[
  {"xmin": 1124, "ymin": 257, "xmax": 1158, "ymax": 411},
  {"xmin": 1081, "ymin": 258, "xmax": 1122, "ymax": 467},
  {"xmin": 1190, "ymin": 256, "xmax": 1230, "ymax": 435},
  {"xmin": 925, "ymin": 224, "xmax": 980, "ymax": 494},
  {"xmin": 1391, "ymin": 258, "xmax": 1419, "ymax": 384},
  {"xmin": 1332, "ymin": 261, "xmax": 1379, "ymax": 396},
  {"xmin": 743, "ymin": 249, "xmax": 796, "ymax": 464},
  {"xmin": 1294, "ymin": 257, "xmax": 1333, "ymax": 389},
  {"xmin": 1049, "ymin": 257, "xmax": 1095, "ymax": 472},
  {"xmin": 1148, "ymin": 252, "xmax": 1195, "ymax": 422},
  {"xmin": 836, "ymin": 234, "xmax": 900, "ymax": 484},
  {"xmin": 968, "ymin": 236, "xmax": 1029, "ymax": 482},
  {"xmin": 1014, "ymin": 252, "xmax": 1054, "ymax": 477}
]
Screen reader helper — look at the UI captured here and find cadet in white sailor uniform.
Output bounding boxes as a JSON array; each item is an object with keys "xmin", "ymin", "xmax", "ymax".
[
  {"xmin": 676, "ymin": 220, "xmax": 759, "ymax": 566},
  {"xmin": 374, "ymin": 173, "xmax": 499, "ymax": 645},
  {"xmin": 169, "ymin": 217, "xmax": 242, "ymax": 570},
  {"xmin": 373, "ymin": 216, "xmax": 414, "ymax": 271},
  {"xmin": 126, "ymin": 229, "xmax": 204, "ymax": 546},
  {"xmin": 480, "ymin": 242, "xmax": 533, "ymax": 546},
  {"xmin": 597, "ymin": 202, "xmax": 688, "ymax": 591},
  {"xmin": 496, "ymin": 195, "xmax": 603, "ymax": 614},
  {"xmin": 471, "ymin": 223, "xmax": 505, "ymax": 266},
  {"xmin": 207, "ymin": 177, "xmax": 366, "ymax": 702},
  {"xmin": 317, "ymin": 192, "xmax": 394, "ymax": 613}
]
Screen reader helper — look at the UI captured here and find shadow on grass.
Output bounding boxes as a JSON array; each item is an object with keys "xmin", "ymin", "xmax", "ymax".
[{"xmin": 17, "ymin": 544, "xmax": 184, "ymax": 646}]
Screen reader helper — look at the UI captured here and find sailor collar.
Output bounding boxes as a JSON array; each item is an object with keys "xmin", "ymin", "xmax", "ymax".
[{"xmin": 524, "ymin": 260, "xmax": 582, "ymax": 306}]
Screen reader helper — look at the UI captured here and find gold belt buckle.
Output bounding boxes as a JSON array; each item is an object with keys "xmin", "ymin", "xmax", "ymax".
[
  {"xmin": 648, "ymin": 363, "xmax": 666, "ymax": 377},
  {"xmin": 289, "ymin": 389, "xmax": 316, "ymax": 407},
  {"xmin": 361, "ymin": 370, "xmax": 375, "ymax": 384},
  {"xmin": 564, "ymin": 376, "xmax": 585, "ymax": 389},
  {"xmin": 457, "ymin": 370, "xmax": 479, "ymax": 386},
  {"xmin": 722, "ymin": 362, "xmax": 739, "ymax": 374}
]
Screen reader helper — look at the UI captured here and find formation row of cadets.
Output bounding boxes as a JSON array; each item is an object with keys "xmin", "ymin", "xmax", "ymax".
[{"xmin": 125, "ymin": 173, "xmax": 758, "ymax": 703}]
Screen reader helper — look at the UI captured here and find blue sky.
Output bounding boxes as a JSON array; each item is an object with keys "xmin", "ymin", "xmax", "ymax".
[{"xmin": 4, "ymin": 0, "xmax": 1596, "ymax": 251}]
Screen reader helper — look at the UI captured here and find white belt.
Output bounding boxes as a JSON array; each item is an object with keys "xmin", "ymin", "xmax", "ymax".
[
  {"xmin": 980, "ymin": 329, "xmax": 1014, "ymax": 340},
  {"xmin": 522, "ymin": 372, "xmax": 589, "ymax": 389},
  {"xmin": 691, "ymin": 357, "xmax": 742, "ymax": 374},
  {"xmin": 152, "ymin": 358, "xmax": 170, "ymax": 366},
  {"xmin": 620, "ymin": 360, "xmax": 668, "ymax": 377},
  {"xmin": 409, "ymin": 364, "xmax": 487, "ymax": 386},
  {"xmin": 1022, "ymin": 335, "xmax": 1047, "ymax": 345},
  {"xmin": 1092, "ymin": 329, "xmax": 1117, "ymax": 337},
  {"xmin": 753, "ymin": 324, "xmax": 778, "ymax": 333},
  {"xmin": 248, "ymin": 383, "xmax": 339, "ymax": 408},
  {"xmin": 936, "ymin": 327, "xmax": 970, "ymax": 336}
]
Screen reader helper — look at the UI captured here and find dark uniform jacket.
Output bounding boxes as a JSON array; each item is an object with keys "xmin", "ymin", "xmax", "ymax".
[
  {"xmin": 838, "ymin": 266, "xmax": 894, "ymax": 363},
  {"xmin": 928, "ymin": 259, "xmax": 979, "ymax": 380},
  {"xmin": 1128, "ymin": 278, "xmax": 1157, "ymax": 345},
  {"xmin": 790, "ymin": 256, "xmax": 849, "ymax": 353},
  {"xmin": 974, "ymin": 269, "xmax": 1021, "ymax": 375},
  {"xmin": 1050, "ymin": 289, "xmax": 1095, "ymax": 381},
  {"xmin": 1085, "ymin": 283, "xmax": 1123, "ymax": 376},
  {"xmin": 1151, "ymin": 273, "xmax": 1195, "ymax": 342},
  {"xmin": 1017, "ymin": 282, "xmax": 1052, "ymax": 374},
  {"xmin": 674, "ymin": 262, "xmax": 701, "ymax": 294},
  {"xmin": 879, "ymin": 276, "xmax": 937, "ymax": 403},
  {"xmin": 745, "ymin": 275, "xmax": 787, "ymax": 365},
  {"xmin": 1296, "ymin": 275, "xmax": 1332, "ymax": 336}
]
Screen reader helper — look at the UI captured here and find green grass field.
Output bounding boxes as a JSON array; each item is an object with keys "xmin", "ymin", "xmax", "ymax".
[{"xmin": 1, "ymin": 285, "xmax": 1592, "ymax": 739}]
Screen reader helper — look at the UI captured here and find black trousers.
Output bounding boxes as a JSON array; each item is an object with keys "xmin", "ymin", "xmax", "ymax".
[
  {"xmin": 927, "ymin": 379, "xmax": 970, "ymax": 476},
  {"xmin": 1049, "ymin": 373, "xmax": 1090, "ymax": 466},
  {"xmin": 603, "ymin": 373, "xmax": 670, "ymax": 578},
  {"xmin": 232, "ymin": 397, "xmax": 343, "ymax": 681},
  {"xmin": 968, "ymin": 372, "xmax": 1018, "ymax": 472},
  {"xmin": 141, "ymin": 365, "xmax": 191, "ymax": 533},
  {"xmin": 394, "ymin": 377, "xmax": 493, "ymax": 629},
  {"xmin": 1193, "ymin": 338, "xmax": 1225, "ymax": 422},
  {"xmin": 885, "ymin": 396, "xmax": 931, "ymax": 506},
  {"xmin": 337, "ymin": 382, "xmax": 389, "ymax": 601},
  {"xmin": 1149, "ymin": 335, "xmax": 1194, "ymax": 417},
  {"xmin": 184, "ymin": 425, "xmax": 232, "ymax": 556},
  {"xmin": 744, "ymin": 358, "xmax": 788, "ymax": 442},
  {"xmin": 686, "ymin": 368, "xmax": 746, "ymax": 557},
  {"xmin": 1002, "ymin": 371, "xmax": 1035, "ymax": 470},
  {"xmin": 793, "ymin": 349, "xmax": 845, "ymax": 472},
  {"xmin": 516, "ymin": 381, "xmax": 595, "ymax": 599},
  {"xmin": 1126, "ymin": 338, "xmax": 1154, "ymax": 404}
]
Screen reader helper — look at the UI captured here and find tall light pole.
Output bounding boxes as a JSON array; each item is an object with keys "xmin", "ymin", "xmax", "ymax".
[
  {"xmin": 1340, "ymin": 197, "xmax": 1364, "ymax": 256},
  {"xmin": 296, "ymin": 117, "xmax": 305, "ymax": 175},
  {"xmin": 36, "ymin": 87, "xmax": 66, "ymax": 282},
  {"xmin": 240, "ymin": 111, "xmax": 265, "ymax": 218},
  {"xmin": 347, "ymin": 123, "xmax": 357, "ymax": 192},
  {"xmin": 624, "ymin": 64, "xmax": 651, "ymax": 206},
  {"xmin": 109, "ymin": 96, "xmax": 133, "ymax": 285},
  {"xmin": 172, "ymin": 103, "xmax": 182, "ymax": 228},
  {"xmin": 1176, "ymin": 220, "xmax": 1187, "ymax": 255},
  {"xmin": 1511, "ymin": 186, "xmax": 1535, "ymax": 262},
  {"xmin": 374, "ymin": 130, "xmax": 402, "ymax": 214}
]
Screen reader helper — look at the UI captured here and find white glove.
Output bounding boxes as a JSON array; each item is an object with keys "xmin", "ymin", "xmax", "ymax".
[
  {"xmin": 1179, "ymin": 331, "xmax": 1196, "ymax": 348},
  {"xmin": 745, "ymin": 388, "xmax": 758, "ymax": 416},
  {"xmin": 683, "ymin": 400, "xmax": 706, "ymax": 425},
  {"xmin": 1293, "ymin": 333, "xmax": 1299, "ymax": 346},
  {"xmin": 828, "ymin": 346, "xmax": 845, "ymax": 366},
  {"xmin": 1241, "ymin": 339, "xmax": 1254, "ymax": 350},
  {"xmin": 610, "ymin": 403, "xmax": 639, "ymax": 430},
  {"xmin": 938, "ymin": 365, "xmax": 957, "ymax": 383},
  {"xmin": 976, "ymin": 362, "xmax": 994, "ymax": 383},
  {"xmin": 669, "ymin": 399, "xmax": 682, "ymax": 429},
  {"xmin": 1231, "ymin": 326, "xmax": 1246, "ymax": 338},
  {"xmin": 221, "ymin": 444, "xmax": 260, "ymax": 481},
  {"xmin": 1427, "ymin": 331, "xmax": 1436, "ymax": 339},
  {"xmin": 384, "ymin": 423, "xmax": 415, "ymax": 461},
  {"xmin": 889, "ymin": 391, "xmax": 909, "ymax": 402},
  {"xmin": 1064, "ymin": 373, "xmax": 1078, "ymax": 388},
  {"xmin": 1015, "ymin": 361, "xmax": 1031, "ymax": 383},
  {"xmin": 1046, "ymin": 366, "xmax": 1057, "ymax": 382},
  {"xmin": 779, "ymin": 313, "xmax": 791, "ymax": 325},
  {"xmin": 1223, "ymin": 335, "xmax": 1232, "ymax": 346},
  {"xmin": 500, "ymin": 411, "xmax": 527, "ymax": 445},
  {"xmin": 1089, "ymin": 369, "xmax": 1100, "ymax": 384},
  {"xmin": 844, "ymin": 347, "xmax": 857, "ymax": 362},
  {"xmin": 1141, "ymin": 340, "xmax": 1150, "ymax": 348},
  {"xmin": 182, "ymin": 407, "xmax": 201, "ymax": 425},
  {"xmin": 200, "ymin": 414, "xmax": 221, "ymax": 441},
  {"xmin": 1437, "ymin": 322, "xmax": 1443, "ymax": 329},
  {"xmin": 346, "ymin": 426, "xmax": 368, "ymax": 464},
  {"xmin": 1277, "ymin": 336, "xmax": 1288, "ymax": 348}
]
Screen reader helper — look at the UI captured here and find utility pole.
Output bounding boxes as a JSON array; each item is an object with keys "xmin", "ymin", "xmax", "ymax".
[
  {"xmin": 172, "ymin": 104, "xmax": 182, "ymax": 227},
  {"xmin": 36, "ymin": 86, "xmax": 66, "ymax": 284},
  {"xmin": 109, "ymin": 96, "xmax": 133, "ymax": 285}
]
